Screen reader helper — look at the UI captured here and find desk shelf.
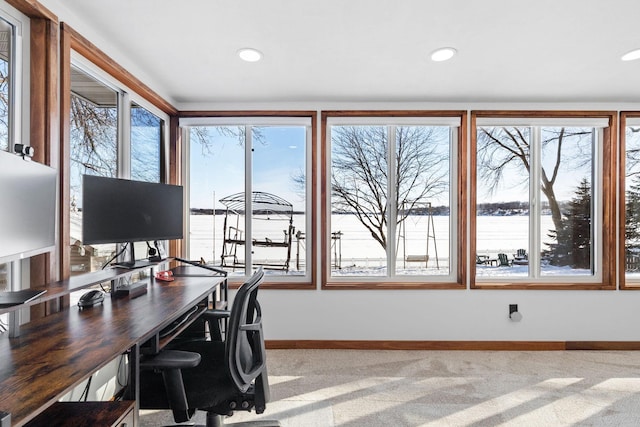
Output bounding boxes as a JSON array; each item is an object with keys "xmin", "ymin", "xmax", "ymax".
[
  {"xmin": 24, "ymin": 401, "xmax": 134, "ymax": 427},
  {"xmin": 0, "ymin": 265, "xmax": 162, "ymax": 316}
]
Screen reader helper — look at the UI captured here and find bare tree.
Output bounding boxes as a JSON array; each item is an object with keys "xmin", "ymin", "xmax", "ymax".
[
  {"xmin": 131, "ymin": 105, "xmax": 161, "ymax": 182},
  {"xmin": 70, "ymin": 94, "xmax": 118, "ymax": 180},
  {"xmin": 191, "ymin": 126, "xmax": 265, "ymax": 156},
  {"xmin": 0, "ymin": 61, "xmax": 10, "ymax": 150},
  {"xmin": 70, "ymin": 96, "xmax": 165, "ymax": 187},
  {"xmin": 477, "ymin": 126, "xmax": 592, "ymax": 233},
  {"xmin": 331, "ymin": 126, "xmax": 449, "ymax": 250}
]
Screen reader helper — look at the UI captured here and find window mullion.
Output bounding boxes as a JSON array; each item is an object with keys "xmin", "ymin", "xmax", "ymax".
[
  {"xmin": 530, "ymin": 126, "xmax": 541, "ymax": 279},
  {"xmin": 450, "ymin": 127, "xmax": 458, "ymax": 279},
  {"xmin": 183, "ymin": 128, "xmax": 192, "ymax": 259},
  {"xmin": 388, "ymin": 126, "xmax": 397, "ymax": 277},
  {"xmin": 592, "ymin": 128, "xmax": 602, "ymax": 277},
  {"xmin": 117, "ymin": 91, "xmax": 130, "ymax": 178},
  {"xmin": 245, "ymin": 125, "xmax": 253, "ymax": 275},
  {"xmin": 305, "ymin": 124, "xmax": 313, "ymax": 282}
]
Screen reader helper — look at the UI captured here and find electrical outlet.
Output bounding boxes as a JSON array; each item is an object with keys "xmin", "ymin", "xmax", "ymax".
[{"xmin": 509, "ymin": 304, "xmax": 522, "ymax": 321}]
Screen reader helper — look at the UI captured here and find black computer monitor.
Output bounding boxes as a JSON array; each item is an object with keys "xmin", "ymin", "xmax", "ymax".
[{"xmin": 82, "ymin": 175, "xmax": 184, "ymax": 267}]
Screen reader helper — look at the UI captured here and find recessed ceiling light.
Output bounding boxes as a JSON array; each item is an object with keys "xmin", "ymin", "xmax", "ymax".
[
  {"xmin": 430, "ymin": 47, "xmax": 457, "ymax": 62},
  {"xmin": 237, "ymin": 48, "xmax": 263, "ymax": 62},
  {"xmin": 621, "ymin": 48, "xmax": 640, "ymax": 61}
]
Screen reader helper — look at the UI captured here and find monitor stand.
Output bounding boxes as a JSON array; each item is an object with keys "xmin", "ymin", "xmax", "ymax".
[{"xmin": 112, "ymin": 242, "xmax": 159, "ymax": 269}]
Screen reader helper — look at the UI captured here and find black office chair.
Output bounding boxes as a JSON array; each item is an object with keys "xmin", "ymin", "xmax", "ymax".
[{"xmin": 139, "ymin": 268, "xmax": 280, "ymax": 426}]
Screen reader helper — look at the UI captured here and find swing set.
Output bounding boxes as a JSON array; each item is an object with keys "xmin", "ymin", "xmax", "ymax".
[{"xmin": 396, "ymin": 200, "xmax": 439, "ymax": 269}]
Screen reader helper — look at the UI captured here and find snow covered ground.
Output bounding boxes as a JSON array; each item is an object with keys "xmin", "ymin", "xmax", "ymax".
[{"xmin": 188, "ymin": 214, "xmax": 593, "ymax": 278}]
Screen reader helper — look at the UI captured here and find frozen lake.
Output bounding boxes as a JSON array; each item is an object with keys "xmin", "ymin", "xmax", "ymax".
[
  {"xmin": 188, "ymin": 213, "xmax": 587, "ymax": 277},
  {"xmin": 65, "ymin": 212, "xmax": 594, "ymax": 278}
]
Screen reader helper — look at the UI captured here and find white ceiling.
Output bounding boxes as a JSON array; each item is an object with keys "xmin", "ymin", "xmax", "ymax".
[{"xmin": 40, "ymin": 0, "xmax": 640, "ymax": 107}]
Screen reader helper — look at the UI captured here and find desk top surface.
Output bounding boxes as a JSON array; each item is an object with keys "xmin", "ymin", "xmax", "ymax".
[{"xmin": 0, "ymin": 274, "xmax": 223, "ymax": 426}]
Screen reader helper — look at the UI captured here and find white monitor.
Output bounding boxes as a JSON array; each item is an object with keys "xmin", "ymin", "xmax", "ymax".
[{"xmin": 0, "ymin": 150, "xmax": 57, "ymax": 264}]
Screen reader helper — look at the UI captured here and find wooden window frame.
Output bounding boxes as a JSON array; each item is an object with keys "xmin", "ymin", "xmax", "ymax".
[
  {"xmin": 59, "ymin": 23, "xmax": 177, "ymax": 281},
  {"xmin": 619, "ymin": 111, "xmax": 640, "ymax": 290},
  {"xmin": 470, "ymin": 110, "xmax": 617, "ymax": 290},
  {"xmin": 178, "ymin": 110, "xmax": 318, "ymax": 290},
  {"xmin": 321, "ymin": 110, "xmax": 468, "ymax": 290}
]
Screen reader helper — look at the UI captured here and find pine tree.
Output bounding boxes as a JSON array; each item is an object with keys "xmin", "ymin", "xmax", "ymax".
[{"xmin": 543, "ymin": 179, "xmax": 591, "ymax": 269}]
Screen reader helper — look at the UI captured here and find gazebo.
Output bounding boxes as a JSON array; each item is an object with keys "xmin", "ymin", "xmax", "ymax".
[{"xmin": 219, "ymin": 191, "xmax": 295, "ymax": 272}]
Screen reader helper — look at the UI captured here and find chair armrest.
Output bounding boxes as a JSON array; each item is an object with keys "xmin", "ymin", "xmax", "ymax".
[
  {"xmin": 202, "ymin": 309, "xmax": 231, "ymax": 341},
  {"xmin": 139, "ymin": 349, "xmax": 201, "ymax": 423},
  {"xmin": 140, "ymin": 350, "xmax": 201, "ymax": 370},
  {"xmin": 202, "ymin": 309, "xmax": 230, "ymax": 320}
]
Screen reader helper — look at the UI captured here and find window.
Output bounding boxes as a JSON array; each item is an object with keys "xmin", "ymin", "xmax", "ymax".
[
  {"xmin": 131, "ymin": 102, "xmax": 162, "ymax": 183},
  {"xmin": 0, "ymin": 17, "xmax": 12, "ymax": 152},
  {"xmin": 68, "ymin": 66, "xmax": 118, "ymax": 275},
  {"xmin": 67, "ymin": 63, "xmax": 168, "ymax": 276},
  {"xmin": 183, "ymin": 116, "xmax": 313, "ymax": 282},
  {"xmin": 472, "ymin": 112, "xmax": 615, "ymax": 288},
  {"xmin": 323, "ymin": 112, "xmax": 465, "ymax": 287},
  {"xmin": 0, "ymin": 16, "xmax": 13, "ymax": 290},
  {"xmin": 130, "ymin": 103, "xmax": 163, "ymax": 260},
  {"xmin": 622, "ymin": 114, "xmax": 640, "ymax": 286}
]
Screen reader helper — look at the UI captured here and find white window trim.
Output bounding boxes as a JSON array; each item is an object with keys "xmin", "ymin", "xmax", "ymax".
[
  {"xmin": 327, "ymin": 116, "xmax": 461, "ymax": 127},
  {"xmin": 0, "ymin": 2, "xmax": 29, "ymax": 156},
  {"xmin": 476, "ymin": 124, "xmax": 604, "ymax": 284},
  {"xmin": 180, "ymin": 116, "xmax": 311, "ymax": 127},
  {"xmin": 476, "ymin": 117, "xmax": 609, "ymax": 127},
  {"xmin": 183, "ymin": 119, "xmax": 313, "ymax": 282},
  {"xmin": 326, "ymin": 121, "xmax": 459, "ymax": 283}
]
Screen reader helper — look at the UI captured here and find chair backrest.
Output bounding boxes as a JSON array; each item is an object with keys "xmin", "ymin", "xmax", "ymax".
[
  {"xmin": 225, "ymin": 267, "xmax": 268, "ymax": 395},
  {"xmin": 498, "ymin": 253, "xmax": 509, "ymax": 265}
]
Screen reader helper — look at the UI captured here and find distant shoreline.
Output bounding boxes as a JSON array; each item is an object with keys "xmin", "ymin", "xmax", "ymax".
[{"xmin": 190, "ymin": 201, "xmax": 561, "ymax": 217}]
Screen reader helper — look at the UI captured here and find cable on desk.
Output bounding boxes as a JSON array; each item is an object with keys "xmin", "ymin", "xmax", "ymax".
[{"xmin": 102, "ymin": 243, "xmax": 129, "ymax": 270}]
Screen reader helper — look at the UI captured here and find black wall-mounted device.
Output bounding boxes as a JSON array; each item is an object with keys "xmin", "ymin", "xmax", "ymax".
[{"xmin": 14, "ymin": 143, "xmax": 34, "ymax": 158}]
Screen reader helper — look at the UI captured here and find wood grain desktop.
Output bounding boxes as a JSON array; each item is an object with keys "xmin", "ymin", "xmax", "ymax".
[{"xmin": 0, "ymin": 274, "xmax": 223, "ymax": 426}]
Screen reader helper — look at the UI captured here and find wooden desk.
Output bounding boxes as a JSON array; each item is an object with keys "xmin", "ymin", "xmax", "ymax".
[{"xmin": 0, "ymin": 274, "xmax": 224, "ymax": 426}]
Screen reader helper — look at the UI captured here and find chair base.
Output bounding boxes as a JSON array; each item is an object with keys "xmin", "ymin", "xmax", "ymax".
[{"xmin": 198, "ymin": 412, "xmax": 281, "ymax": 427}]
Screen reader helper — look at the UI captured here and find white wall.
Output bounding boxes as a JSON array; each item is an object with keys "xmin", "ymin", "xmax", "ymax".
[
  {"xmin": 204, "ymin": 101, "xmax": 638, "ymax": 343},
  {"xmin": 202, "ymin": 100, "xmax": 640, "ymax": 343},
  {"xmin": 37, "ymin": 0, "xmax": 640, "ymax": 343},
  {"xmin": 185, "ymin": 100, "xmax": 640, "ymax": 343},
  {"xmin": 256, "ymin": 289, "xmax": 640, "ymax": 342}
]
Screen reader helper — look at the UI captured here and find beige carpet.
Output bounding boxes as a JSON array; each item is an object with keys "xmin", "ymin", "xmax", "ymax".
[{"xmin": 140, "ymin": 349, "xmax": 640, "ymax": 426}]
